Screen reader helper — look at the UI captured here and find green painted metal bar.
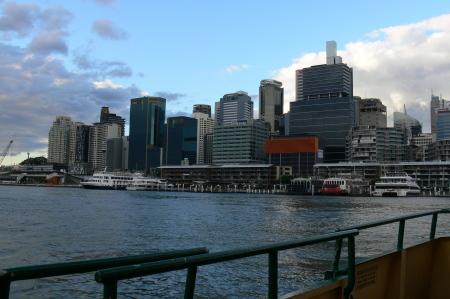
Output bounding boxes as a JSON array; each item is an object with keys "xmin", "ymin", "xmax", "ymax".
[
  {"xmin": 430, "ymin": 213, "xmax": 438, "ymax": 240},
  {"xmin": 327, "ymin": 209, "xmax": 450, "ymax": 280},
  {"xmin": 397, "ymin": 219, "xmax": 405, "ymax": 251},
  {"xmin": 343, "ymin": 236, "xmax": 356, "ymax": 299},
  {"xmin": 324, "ymin": 238, "xmax": 344, "ymax": 280},
  {"xmin": 184, "ymin": 267, "xmax": 198, "ymax": 299},
  {"xmin": 0, "ymin": 279, "xmax": 10, "ymax": 299},
  {"xmin": 96, "ymin": 230, "xmax": 359, "ymax": 298},
  {"xmin": 268, "ymin": 251, "xmax": 278, "ymax": 299},
  {"xmin": 103, "ymin": 280, "xmax": 118, "ymax": 299},
  {"xmin": 0, "ymin": 248, "xmax": 208, "ymax": 299},
  {"xmin": 337, "ymin": 209, "xmax": 449, "ymax": 232}
]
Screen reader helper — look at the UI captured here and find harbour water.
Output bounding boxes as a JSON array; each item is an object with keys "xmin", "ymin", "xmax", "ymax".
[{"xmin": 1, "ymin": 185, "xmax": 449, "ymax": 298}]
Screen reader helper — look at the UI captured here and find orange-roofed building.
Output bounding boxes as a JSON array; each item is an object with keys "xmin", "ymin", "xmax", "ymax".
[{"xmin": 265, "ymin": 137, "xmax": 322, "ymax": 177}]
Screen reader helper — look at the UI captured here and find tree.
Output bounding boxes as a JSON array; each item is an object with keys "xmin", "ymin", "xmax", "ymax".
[
  {"xmin": 19, "ymin": 156, "xmax": 47, "ymax": 165},
  {"xmin": 280, "ymin": 175, "xmax": 294, "ymax": 184}
]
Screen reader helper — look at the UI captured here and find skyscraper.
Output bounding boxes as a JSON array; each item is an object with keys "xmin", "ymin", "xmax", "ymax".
[
  {"xmin": 212, "ymin": 119, "xmax": 269, "ymax": 164},
  {"xmin": 290, "ymin": 41, "xmax": 355, "ymax": 162},
  {"xmin": 100, "ymin": 106, "xmax": 126, "ymax": 136},
  {"xmin": 88, "ymin": 122, "xmax": 121, "ymax": 170},
  {"xmin": 259, "ymin": 79, "xmax": 284, "ymax": 132},
  {"xmin": 164, "ymin": 116, "xmax": 198, "ymax": 165},
  {"xmin": 192, "ymin": 111, "xmax": 214, "ymax": 164},
  {"xmin": 430, "ymin": 94, "xmax": 449, "ymax": 135},
  {"xmin": 193, "ymin": 104, "xmax": 212, "ymax": 118},
  {"xmin": 48, "ymin": 116, "xmax": 73, "ymax": 164},
  {"xmin": 128, "ymin": 96, "xmax": 166, "ymax": 172},
  {"xmin": 217, "ymin": 91, "xmax": 253, "ymax": 125},
  {"xmin": 355, "ymin": 97, "xmax": 387, "ymax": 127}
]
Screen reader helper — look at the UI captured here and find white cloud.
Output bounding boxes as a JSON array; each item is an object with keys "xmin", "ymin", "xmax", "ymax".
[
  {"xmin": 225, "ymin": 64, "xmax": 255, "ymax": 74},
  {"xmin": 273, "ymin": 14, "xmax": 450, "ymax": 132},
  {"xmin": 94, "ymin": 79, "xmax": 123, "ymax": 89}
]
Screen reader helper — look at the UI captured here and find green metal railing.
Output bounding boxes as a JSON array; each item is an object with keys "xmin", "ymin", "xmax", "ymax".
[
  {"xmin": 0, "ymin": 247, "xmax": 209, "ymax": 299},
  {"xmin": 325, "ymin": 208, "xmax": 450, "ymax": 280},
  {"xmin": 94, "ymin": 229, "xmax": 359, "ymax": 299}
]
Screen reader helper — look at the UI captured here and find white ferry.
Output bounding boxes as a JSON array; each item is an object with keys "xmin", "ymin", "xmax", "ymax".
[
  {"xmin": 80, "ymin": 171, "xmax": 145, "ymax": 190},
  {"xmin": 126, "ymin": 177, "xmax": 168, "ymax": 191},
  {"xmin": 372, "ymin": 172, "xmax": 421, "ymax": 197},
  {"xmin": 320, "ymin": 178, "xmax": 350, "ymax": 196},
  {"xmin": 319, "ymin": 175, "xmax": 370, "ymax": 196}
]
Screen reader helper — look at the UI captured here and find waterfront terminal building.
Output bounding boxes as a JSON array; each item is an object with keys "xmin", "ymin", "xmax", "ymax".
[
  {"xmin": 158, "ymin": 164, "xmax": 279, "ymax": 188},
  {"xmin": 314, "ymin": 161, "xmax": 450, "ymax": 188}
]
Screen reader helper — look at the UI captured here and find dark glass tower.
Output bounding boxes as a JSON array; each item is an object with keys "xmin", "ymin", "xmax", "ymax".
[
  {"xmin": 164, "ymin": 116, "xmax": 198, "ymax": 165},
  {"xmin": 128, "ymin": 96, "xmax": 166, "ymax": 172},
  {"xmin": 290, "ymin": 41, "xmax": 355, "ymax": 163}
]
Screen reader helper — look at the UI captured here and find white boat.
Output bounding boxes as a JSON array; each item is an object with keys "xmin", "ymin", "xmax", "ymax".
[
  {"xmin": 126, "ymin": 177, "xmax": 168, "ymax": 191},
  {"xmin": 80, "ymin": 170, "xmax": 145, "ymax": 190},
  {"xmin": 372, "ymin": 172, "xmax": 421, "ymax": 197}
]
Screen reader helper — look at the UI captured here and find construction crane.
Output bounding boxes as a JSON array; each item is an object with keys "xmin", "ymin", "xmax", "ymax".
[{"xmin": 0, "ymin": 140, "xmax": 13, "ymax": 166}]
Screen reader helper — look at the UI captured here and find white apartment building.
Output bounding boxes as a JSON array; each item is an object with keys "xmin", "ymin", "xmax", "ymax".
[
  {"xmin": 192, "ymin": 112, "xmax": 214, "ymax": 164},
  {"xmin": 88, "ymin": 122, "xmax": 121, "ymax": 170},
  {"xmin": 48, "ymin": 116, "xmax": 73, "ymax": 164}
]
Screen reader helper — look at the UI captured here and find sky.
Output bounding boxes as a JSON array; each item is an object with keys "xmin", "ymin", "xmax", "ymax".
[{"xmin": 1, "ymin": 0, "xmax": 450, "ymax": 165}]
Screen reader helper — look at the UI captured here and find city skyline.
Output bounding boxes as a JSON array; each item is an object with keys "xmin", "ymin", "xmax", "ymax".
[{"xmin": 1, "ymin": 0, "xmax": 450, "ymax": 164}]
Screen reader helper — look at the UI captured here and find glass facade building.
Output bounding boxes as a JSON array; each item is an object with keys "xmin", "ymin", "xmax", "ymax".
[
  {"xmin": 217, "ymin": 91, "xmax": 253, "ymax": 125},
  {"xmin": 164, "ymin": 116, "xmax": 198, "ymax": 165},
  {"xmin": 213, "ymin": 119, "xmax": 269, "ymax": 164},
  {"xmin": 291, "ymin": 41, "xmax": 355, "ymax": 162},
  {"xmin": 128, "ymin": 96, "xmax": 166, "ymax": 172},
  {"xmin": 437, "ymin": 109, "xmax": 450, "ymax": 141}
]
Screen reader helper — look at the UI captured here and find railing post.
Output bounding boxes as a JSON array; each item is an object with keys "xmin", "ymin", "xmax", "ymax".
[
  {"xmin": 397, "ymin": 219, "xmax": 405, "ymax": 251},
  {"xmin": 0, "ymin": 279, "xmax": 11, "ymax": 299},
  {"xmin": 103, "ymin": 280, "xmax": 118, "ymax": 299},
  {"xmin": 184, "ymin": 266, "xmax": 198, "ymax": 299},
  {"xmin": 344, "ymin": 236, "xmax": 356, "ymax": 299},
  {"xmin": 268, "ymin": 251, "xmax": 278, "ymax": 299},
  {"xmin": 325, "ymin": 238, "xmax": 343, "ymax": 279},
  {"xmin": 430, "ymin": 213, "xmax": 438, "ymax": 240}
]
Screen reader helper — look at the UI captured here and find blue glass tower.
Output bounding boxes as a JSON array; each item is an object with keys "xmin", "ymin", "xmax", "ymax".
[
  {"xmin": 164, "ymin": 116, "xmax": 198, "ymax": 165},
  {"xmin": 128, "ymin": 96, "xmax": 166, "ymax": 172}
]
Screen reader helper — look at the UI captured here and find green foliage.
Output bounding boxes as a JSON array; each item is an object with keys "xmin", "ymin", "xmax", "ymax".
[
  {"xmin": 280, "ymin": 175, "xmax": 294, "ymax": 184},
  {"xmin": 19, "ymin": 156, "xmax": 47, "ymax": 165}
]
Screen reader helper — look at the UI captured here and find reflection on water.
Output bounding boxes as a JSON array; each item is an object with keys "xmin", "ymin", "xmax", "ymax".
[{"xmin": 1, "ymin": 186, "xmax": 449, "ymax": 298}]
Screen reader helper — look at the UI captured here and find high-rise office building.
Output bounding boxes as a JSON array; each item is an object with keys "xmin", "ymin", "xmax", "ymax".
[
  {"xmin": 212, "ymin": 119, "xmax": 269, "ymax": 164},
  {"xmin": 259, "ymin": 79, "xmax": 284, "ymax": 132},
  {"xmin": 100, "ymin": 106, "xmax": 126, "ymax": 136},
  {"xmin": 106, "ymin": 137, "xmax": 128, "ymax": 171},
  {"xmin": 355, "ymin": 97, "xmax": 387, "ymax": 127},
  {"xmin": 192, "ymin": 111, "xmax": 214, "ymax": 164},
  {"xmin": 217, "ymin": 91, "xmax": 253, "ymax": 125},
  {"xmin": 48, "ymin": 116, "xmax": 73, "ymax": 164},
  {"xmin": 291, "ymin": 41, "xmax": 355, "ymax": 162},
  {"xmin": 128, "ymin": 96, "xmax": 166, "ymax": 173},
  {"xmin": 430, "ymin": 94, "xmax": 449, "ymax": 135},
  {"xmin": 193, "ymin": 104, "xmax": 212, "ymax": 118},
  {"xmin": 164, "ymin": 116, "xmax": 198, "ymax": 165},
  {"xmin": 75, "ymin": 124, "xmax": 91, "ymax": 163},
  {"xmin": 436, "ymin": 109, "xmax": 450, "ymax": 141}
]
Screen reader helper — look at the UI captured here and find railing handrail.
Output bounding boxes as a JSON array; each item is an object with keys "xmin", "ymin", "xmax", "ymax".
[
  {"xmin": 326, "ymin": 208, "xmax": 450, "ymax": 280},
  {"xmin": 336, "ymin": 209, "xmax": 449, "ymax": 232},
  {"xmin": 95, "ymin": 229, "xmax": 359, "ymax": 299},
  {"xmin": 0, "ymin": 248, "xmax": 209, "ymax": 299}
]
